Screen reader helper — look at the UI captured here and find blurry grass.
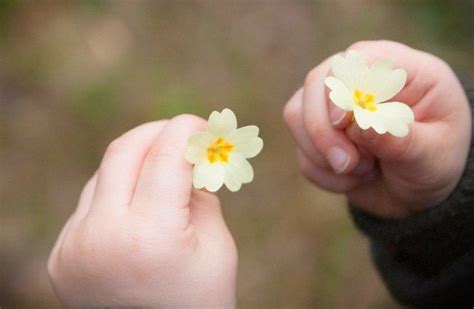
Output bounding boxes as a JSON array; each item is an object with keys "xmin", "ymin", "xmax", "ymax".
[
  {"xmin": 0, "ymin": 0, "xmax": 16, "ymax": 37},
  {"xmin": 152, "ymin": 85, "xmax": 205, "ymax": 119},
  {"xmin": 316, "ymin": 221, "xmax": 355, "ymax": 306},
  {"xmin": 79, "ymin": 0, "xmax": 111, "ymax": 15},
  {"xmin": 1, "ymin": 1, "xmax": 472, "ymax": 307},
  {"xmin": 402, "ymin": 0, "xmax": 474, "ymax": 49},
  {"xmin": 73, "ymin": 80, "xmax": 121, "ymax": 128}
]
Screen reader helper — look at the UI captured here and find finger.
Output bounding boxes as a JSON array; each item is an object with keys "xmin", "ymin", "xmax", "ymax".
[
  {"xmin": 328, "ymin": 103, "xmax": 352, "ymax": 129},
  {"xmin": 302, "ymin": 57, "xmax": 361, "ymax": 175},
  {"xmin": 48, "ymin": 215, "xmax": 74, "ymax": 273},
  {"xmin": 132, "ymin": 114, "xmax": 207, "ymax": 221},
  {"xmin": 283, "ymin": 87, "xmax": 331, "ymax": 169},
  {"xmin": 75, "ymin": 172, "xmax": 98, "ymax": 220},
  {"xmin": 91, "ymin": 121, "xmax": 168, "ymax": 212},
  {"xmin": 189, "ymin": 190, "xmax": 225, "ymax": 234},
  {"xmin": 49, "ymin": 172, "xmax": 98, "ymax": 270},
  {"xmin": 297, "ymin": 150, "xmax": 359, "ymax": 193}
]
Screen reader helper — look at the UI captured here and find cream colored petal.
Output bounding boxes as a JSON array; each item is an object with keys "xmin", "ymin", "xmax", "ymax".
[
  {"xmin": 346, "ymin": 50, "xmax": 366, "ymax": 66},
  {"xmin": 324, "ymin": 76, "xmax": 354, "ymax": 111},
  {"xmin": 331, "ymin": 50, "xmax": 368, "ymax": 90},
  {"xmin": 208, "ymin": 108, "xmax": 237, "ymax": 136},
  {"xmin": 376, "ymin": 102, "xmax": 414, "ymax": 137},
  {"xmin": 237, "ymin": 137, "xmax": 263, "ymax": 158},
  {"xmin": 226, "ymin": 153, "xmax": 254, "ymax": 184},
  {"xmin": 193, "ymin": 162, "xmax": 225, "ymax": 192},
  {"xmin": 361, "ymin": 59, "xmax": 407, "ymax": 103},
  {"xmin": 228, "ymin": 125, "xmax": 259, "ymax": 141},
  {"xmin": 185, "ymin": 132, "xmax": 214, "ymax": 164},
  {"xmin": 353, "ymin": 107, "xmax": 379, "ymax": 131},
  {"xmin": 224, "ymin": 175, "xmax": 242, "ymax": 192},
  {"xmin": 354, "ymin": 102, "xmax": 414, "ymax": 137},
  {"xmin": 228, "ymin": 126, "xmax": 263, "ymax": 158}
]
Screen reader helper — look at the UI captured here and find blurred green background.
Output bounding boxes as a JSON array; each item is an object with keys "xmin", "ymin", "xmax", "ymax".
[{"xmin": 1, "ymin": 0, "xmax": 473, "ymax": 307}]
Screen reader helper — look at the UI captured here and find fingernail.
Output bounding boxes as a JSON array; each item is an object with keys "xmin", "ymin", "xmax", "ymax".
[
  {"xmin": 330, "ymin": 107, "xmax": 346, "ymax": 126},
  {"xmin": 327, "ymin": 147, "xmax": 350, "ymax": 174},
  {"xmin": 352, "ymin": 158, "xmax": 374, "ymax": 176}
]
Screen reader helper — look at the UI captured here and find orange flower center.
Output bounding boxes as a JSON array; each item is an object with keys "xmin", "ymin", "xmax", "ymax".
[
  {"xmin": 207, "ymin": 137, "xmax": 234, "ymax": 163},
  {"xmin": 353, "ymin": 89, "xmax": 377, "ymax": 111}
]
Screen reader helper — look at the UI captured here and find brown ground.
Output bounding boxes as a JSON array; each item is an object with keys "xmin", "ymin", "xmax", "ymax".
[{"xmin": 1, "ymin": 1, "xmax": 473, "ymax": 308}]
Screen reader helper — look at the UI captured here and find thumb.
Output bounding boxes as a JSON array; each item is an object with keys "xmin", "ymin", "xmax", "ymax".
[{"xmin": 189, "ymin": 189, "xmax": 230, "ymax": 237}]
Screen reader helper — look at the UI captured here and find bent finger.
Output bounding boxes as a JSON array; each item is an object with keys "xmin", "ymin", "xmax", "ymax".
[
  {"xmin": 303, "ymin": 57, "xmax": 361, "ymax": 175},
  {"xmin": 91, "ymin": 121, "xmax": 168, "ymax": 213},
  {"xmin": 297, "ymin": 150, "xmax": 359, "ymax": 193},
  {"xmin": 283, "ymin": 87, "xmax": 331, "ymax": 169},
  {"xmin": 132, "ymin": 115, "xmax": 207, "ymax": 222}
]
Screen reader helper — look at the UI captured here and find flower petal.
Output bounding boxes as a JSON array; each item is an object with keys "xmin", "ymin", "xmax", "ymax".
[
  {"xmin": 359, "ymin": 59, "xmax": 407, "ymax": 103},
  {"xmin": 227, "ymin": 125, "xmax": 263, "ymax": 158},
  {"xmin": 353, "ymin": 107, "xmax": 378, "ymax": 131},
  {"xmin": 324, "ymin": 76, "xmax": 354, "ymax": 111},
  {"xmin": 226, "ymin": 153, "xmax": 254, "ymax": 184},
  {"xmin": 185, "ymin": 132, "xmax": 214, "ymax": 164},
  {"xmin": 354, "ymin": 102, "xmax": 414, "ymax": 137},
  {"xmin": 224, "ymin": 174, "xmax": 242, "ymax": 192},
  {"xmin": 228, "ymin": 125, "xmax": 259, "ymax": 140},
  {"xmin": 376, "ymin": 102, "xmax": 414, "ymax": 137},
  {"xmin": 208, "ymin": 108, "xmax": 237, "ymax": 136},
  {"xmin": 331, "ymin": 50, "xmax": 367, "ymax": 90},
  {"xmin": 193, "ymin": 162, "xmax": 225, "ymax": 192},
  {"xmin": 238, "ymin": 137, "xmax": 263, "ymax": 158}
]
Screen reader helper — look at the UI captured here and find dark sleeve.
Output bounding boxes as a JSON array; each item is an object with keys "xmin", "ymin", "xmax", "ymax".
[{"xmin": 349, "ymin": 78, "xmax": 474, "ymax": 308}]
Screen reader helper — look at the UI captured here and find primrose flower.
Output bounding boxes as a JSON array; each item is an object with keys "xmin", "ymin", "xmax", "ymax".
[
  {"xmin": 185, "ymin": 108, "xmax": 263, "ymax": 192},
  {"xmin": 325, "ymin": 50, "xmax": 414, "ymax": 137}
]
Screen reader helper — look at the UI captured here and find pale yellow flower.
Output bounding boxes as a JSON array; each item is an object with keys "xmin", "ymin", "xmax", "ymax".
[
  {"xmin": 185, "ymin": 109, "xmax": 263, "ymax": 192},
  {"xmin": 325, "ymin": 50, "xmax": 414, "ymax": 137}
]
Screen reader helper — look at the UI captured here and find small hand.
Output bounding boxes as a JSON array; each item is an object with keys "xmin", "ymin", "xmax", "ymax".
[
  {"xmin": 284, "ymin": 40, "xmax": 471, "ymax": 218},
  {"xmin": 48, "ymin": 115, "xmax": 237, "ymax": 307}
]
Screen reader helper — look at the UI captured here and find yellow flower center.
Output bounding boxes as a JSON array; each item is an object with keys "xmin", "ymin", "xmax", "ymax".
[
  {"xmin": 207, "ymin": 137, "xmax": 234, "ymax": 163},
  {"xmin": 353, "ymin": 89, "xmax": 377, "ymax": 112}
]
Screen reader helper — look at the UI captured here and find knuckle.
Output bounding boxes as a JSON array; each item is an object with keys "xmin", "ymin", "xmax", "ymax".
[
  {"xmin": 347, "ymin": 40, "xmax": 373, "ymax": 50},
  {"xmin": 348, "ymin": 39, "xmax": 396, "ymax": 51},
  {"xmin": 47, "ymin": 252, "xmax": 58, "ymax": 280},
  {"xmin": 172, "ymin": 114, "xmax": 206, "ymax": 129},
  {"xmin": 423, "ymin": 53, "xmax": 451, "ymax": 73},
  {"xmin": 304, "ymin": 67, "xmax": 324, "ymax": 88},
  {"xmin": 80, "ymin": 175, "xmax": 96, "ymax": 196},
  {"xmin": 151, "ymin": 142, "xmax": 180, "ymax": 162},
  {"xmin": 283, "ymin": 101, "xmax": 298, "ymax": 125},
  {"xmin": 103, "ymin": 138, "xmax": 127, "ymax": 159}
]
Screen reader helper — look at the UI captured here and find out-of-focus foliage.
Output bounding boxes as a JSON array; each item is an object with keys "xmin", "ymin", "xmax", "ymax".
[{"xmin": 1, "ymin": 1, "xmax": 472, "ymax": 308}]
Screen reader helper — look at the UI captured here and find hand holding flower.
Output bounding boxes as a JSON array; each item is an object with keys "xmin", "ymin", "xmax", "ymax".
[
  {"xmin": 284, "ymin": 40, "xmax": 471, "ymax": 218},
  {"xmin": 48, "ymin": 115, "xmax": 238, "ymax": 307}
]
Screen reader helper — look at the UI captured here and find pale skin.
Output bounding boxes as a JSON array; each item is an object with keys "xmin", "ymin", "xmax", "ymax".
[
  {"xmin": 48, "ymin": 40, "xmax": 471, "ymax": 306},
  {"xmin": 284, "ymin": 40, "xmax": 472, "ymax": 218},
  {"xmin": 47, "ymin": 115, "xmax": 237, "ymax": 307}
]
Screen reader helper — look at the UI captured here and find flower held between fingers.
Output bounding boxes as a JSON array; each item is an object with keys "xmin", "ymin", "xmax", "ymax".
[
  {"xmin": 325, "ymin": 50, "xmax": 414, "ymax": 137},
  {"xmin": 185, "ymin": 108, "xmax": 263, "ymax": 192}
]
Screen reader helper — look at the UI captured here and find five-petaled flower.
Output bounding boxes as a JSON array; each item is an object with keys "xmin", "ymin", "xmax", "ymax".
[
  {"xmin": 185, "ymin": 108, "xmax": 263, "ymax": 192},
  {"xmin": 325, "ymin": 50, "xmax": 414, "ymax": 137}
]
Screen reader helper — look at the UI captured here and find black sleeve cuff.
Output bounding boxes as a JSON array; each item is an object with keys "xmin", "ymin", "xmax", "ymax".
[{"xmin": 349, "ymin": 77, "xmax": 474, "ymax": 305}]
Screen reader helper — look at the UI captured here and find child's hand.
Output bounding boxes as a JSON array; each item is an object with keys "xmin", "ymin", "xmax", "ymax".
[
  {"xmin": 284, "ymin": 40, "xmax": 471, "ymax": 218},
  {"xmin": 48, "ymin": 115, "xmax": 237, "ymax": 307}
]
